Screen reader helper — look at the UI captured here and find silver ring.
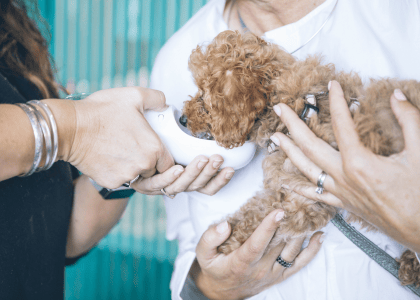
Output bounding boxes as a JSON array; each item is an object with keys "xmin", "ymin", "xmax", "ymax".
[
  {"xmin": 316, "ymin": 171, "xmax": 328, "ymax": 194},
  {"xmin": 161, "ymin": 188, "xmax": 176, "ymax": 199},
  {"xmin": 276, "ymin": 255, "xmax": 293, "ymax": 268},
  {"xmin": 128, "ymin": 175, "xmax": 140, "ymax": 188}
]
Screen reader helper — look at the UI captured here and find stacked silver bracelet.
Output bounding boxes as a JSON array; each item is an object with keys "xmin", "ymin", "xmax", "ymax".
[{"xmin": 15, "ymin": 101, "xmax": 59, "ymax": 176}]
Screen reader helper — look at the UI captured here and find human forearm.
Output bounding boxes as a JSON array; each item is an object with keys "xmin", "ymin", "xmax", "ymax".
[
  {"xmin": 0, "ymin": 104, "xmax": 36, "ymax": 180},
  {"xmin": 66, "ymin": 174, "xmax": 129, "ymax": 258},
  {"xmin": 1, "ymin": 87, "xmax": 179, "ymax": 191},
  {"xmin": 0, "ymin": 100, "xmax": 76, "ymax": 182}
]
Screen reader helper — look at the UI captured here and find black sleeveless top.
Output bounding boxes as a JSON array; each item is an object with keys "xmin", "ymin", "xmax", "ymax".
[{"xmin": 0, "ymin": 69, "xmax": 78, "ymax": 299}]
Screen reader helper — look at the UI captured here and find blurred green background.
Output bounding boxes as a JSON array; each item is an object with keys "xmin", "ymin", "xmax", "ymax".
[{"xmin": 36, "ymin": 0, "xmax": 209, "ymax": 299}]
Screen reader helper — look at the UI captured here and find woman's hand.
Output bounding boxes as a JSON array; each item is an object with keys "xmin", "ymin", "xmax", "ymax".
[
  {"xmin": 131, "ymin": 154, "xmax": 235, "ymax": 196},
  {"xmin": 192, "ymin": 210, "xmax": 324, "ymax": 300},
  {"xmin": 41, "ymin": 86, "xmax": 232, "ymax": 196},
  {"xmin": 42, "ymin": 87, "xmax": 174, "ymax": 189},
  {"xmin": 270, "ymin": 81, "xmax": 420, "ymax": 252}
]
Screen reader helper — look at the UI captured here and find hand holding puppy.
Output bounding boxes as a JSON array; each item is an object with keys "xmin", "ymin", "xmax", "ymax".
[
  {"xmin": 192, "ymin": 210, "xmax": 324, "ymax": 300},
  {"xmin": 270, "ymin": 81, "xmax": 420, "ymax": 253}
]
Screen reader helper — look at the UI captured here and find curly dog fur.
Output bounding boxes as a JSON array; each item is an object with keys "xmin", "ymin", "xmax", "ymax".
[{"xmin": 183, "ymin": 30, "xmax": 420, "ymax": 286}]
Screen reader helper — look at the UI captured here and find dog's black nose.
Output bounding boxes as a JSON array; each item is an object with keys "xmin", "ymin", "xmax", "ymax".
[{"xmin": 179, "ymin": 114, "xmax": 188, "ymax": 127}]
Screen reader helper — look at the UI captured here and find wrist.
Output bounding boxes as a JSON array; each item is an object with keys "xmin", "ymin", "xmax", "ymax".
[
  {"xmin": 191, "ymin": 260, "xmax": 238, "ymax": 300},
  {"xmin": 386, "ymin": 211, "xmax": 420, "ymax": 253},
  {"xmin": 191, "ymin": 260, "xmax": 218, "ymax": 300},
  {"xmin": 40, "ymin": 99, "xmax": 77, "ymax": 162}
]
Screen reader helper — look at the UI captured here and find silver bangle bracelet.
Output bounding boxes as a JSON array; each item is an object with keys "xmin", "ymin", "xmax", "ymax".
[
  {"xmin": 29, "ymin": 100, "xmax": 59, "ymax": 170},
  {"xmin": 27, "ymin": 103, "xmax": 52, "ymax": 172},
  {"xmin": 15, "ymin": 103, "xmax": 43, "ymax": 177},
  {"xmin": 416, "ymin": 252, "xmax": 420, "ymax": 264}
]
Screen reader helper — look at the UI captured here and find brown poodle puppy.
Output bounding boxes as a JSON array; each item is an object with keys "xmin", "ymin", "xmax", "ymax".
[{"xmin": 183, "ymin": 30, "xmax": 420, "ymax": 287}]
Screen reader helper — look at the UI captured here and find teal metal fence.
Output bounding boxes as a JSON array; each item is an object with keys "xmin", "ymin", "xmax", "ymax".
[
  {"xmin": 37, "ymin": 0, "xmax": 209, "ymax": 299},
  {"xmin": 51, "ymin": 0, "xmax": 208, "ymax": 93},
  {"xmin": 65, "ymin": 194, "xmax": 178, "ymax": 300}
]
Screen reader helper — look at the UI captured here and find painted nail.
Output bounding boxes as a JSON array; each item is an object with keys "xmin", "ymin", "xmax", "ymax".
[
  {"xmin": 306, "ymin": 95, "xmax": 316, "ymax": 105},
  {"xmin": 328, "ymin": 81, "xmax": 332, "ymax": 91},
  {"xmin": 270, "ymin": 135, "xmax": 280, "ymax": 146},
  {"xmin": 281, "ymin": 184, "xmax": 290, "ymax": 190},
  {"xmin": 213, "ymin": 160, "xmax": 223, "ymax": 169},
  {"xmin": 394, "ymin": 89, "xmax": 407, "ymax": 101},
  {"xmin": 173, "ymin": 167, "xmax": 184, "ymax": 176},
  {"xmin": 217, "ymin": 221, "xmax": 229, "ymax": 233},
  {"xmin": 273, "ymin": 105, "xmax": 281, "ymax": 116},
  {"xmin": 275, "ymin": 211, "xmax": 285, "ymax": 222},
  {"xmin": 197, "ymin": 160, "xmax": 208, "ymax": 169},
  {"xmin": 225, "ymin": 171, "xmax": 235, "ymax": 179},
  {"xmin": 267, "ymin": 142, "xmax": 277, "ymax": 154},
  {"xmin": 319, "ymin": 232, "xmax": 326, "ymax": 243}
]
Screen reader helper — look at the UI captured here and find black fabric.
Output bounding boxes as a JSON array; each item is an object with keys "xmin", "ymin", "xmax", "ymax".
[
  {"xmin": 0, "ymin": 69, "xmax": 77, "ymax": 300},
  {"xmin": 64, "ymin": 251, "xmax": 90, "ymax": 267}
]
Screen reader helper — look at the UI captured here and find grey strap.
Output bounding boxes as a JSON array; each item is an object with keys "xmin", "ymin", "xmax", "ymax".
[{"xmin": 331, "ymin": 214, "xmax": 420, "ymax": 297}]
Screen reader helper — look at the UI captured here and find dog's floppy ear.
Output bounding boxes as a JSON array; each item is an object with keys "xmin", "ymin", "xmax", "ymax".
[
  {"xmin": 205, "ymin": 68, "xmax": 269, "ymax": 148},
  {"xmin": 182, "ymin": 45, "xmax": 215, "ymax": 139},
  {"xmin": 182, "ymin": 92, "xmax": 211, "ymax": 137}
]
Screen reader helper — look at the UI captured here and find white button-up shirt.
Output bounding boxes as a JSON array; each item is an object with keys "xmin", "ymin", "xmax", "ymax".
[{"xmin": 150, "ymin": 0, "xmax": 420, "ymax": 299}]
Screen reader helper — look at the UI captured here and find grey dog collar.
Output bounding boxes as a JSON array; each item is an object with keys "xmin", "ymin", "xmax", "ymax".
[{"xmin": 331, "ymin": 214, "xmax": 420, "ymax": 297}]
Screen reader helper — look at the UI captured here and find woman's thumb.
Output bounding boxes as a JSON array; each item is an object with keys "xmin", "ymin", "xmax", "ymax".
[
  {"xmin": 196, "ymin": 221, "xmax": 231, "ymax": 263},
  {"xmin": 138, "ymin": 87, "xmax": 167, "ymax": 112}
]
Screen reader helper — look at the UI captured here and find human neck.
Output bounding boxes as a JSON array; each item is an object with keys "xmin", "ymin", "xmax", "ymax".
[{"xmin": 225, "ymin": 0, "xmax": 326, "ymax": 35}]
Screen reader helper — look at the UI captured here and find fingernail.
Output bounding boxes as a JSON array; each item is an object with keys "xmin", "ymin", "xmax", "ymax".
[
  {"xmin": 213, "ymin": 160, "xmax": 223, "ymax": 169},
  {"xmin": 281, "ymin": 184, "xmax": 290, "ymax": 190},
  {"xmin": 173, "ymin": 167, "xmax": 184, "ymax": 176},
  {"xmin": 225, "ymin": 171, "xmax": 235, "ymax": 179},
  {"xmin": 394, "ymin": 89, "xmax": 407, "ymax": 101},
  {"xmin": 273, "ymin": 105, "xmax": 281, "ymax": 116},
  {"xmin": 270, "ymin": 135, "xmax": 280, "ymax": 146},
  {"xmin": 306, "ymin": 95, "xmax": 316, "ymax": 105},
  {"xmin": 328, "ymin": 81, "xmax": 332, "ymax": 91},
  {"xmin": 217, "ymin": 221, "xmax": 229, "ymax": 233},
  {"xmin": 197, "ymin": 160, "xmax": 208, "ymax": 169},
  {"xmin": 319, "ymin": 233, "xmax": 326, "ymax": 243},
  {"xmin": 275, "ymin": 211, "xmax": 285, "ymax": 222}
]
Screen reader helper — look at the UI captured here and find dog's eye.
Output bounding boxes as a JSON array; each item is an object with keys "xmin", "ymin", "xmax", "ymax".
[{"xmin": 195, "ymin": 132, "xmax": 214, "ymax": 140}]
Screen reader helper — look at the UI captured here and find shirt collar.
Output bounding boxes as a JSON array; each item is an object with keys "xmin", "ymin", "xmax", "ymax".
[{"xmin": 263, "ymin": 0, "xmax": 338, "ymax": 55}]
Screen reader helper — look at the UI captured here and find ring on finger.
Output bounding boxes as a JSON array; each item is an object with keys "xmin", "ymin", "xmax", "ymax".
[
  {"xmin": 129, "ymin": 175, "xmax": 141, "ymax": 187},
  {"xmin": 276, "ymin": 255, "xmax": 293, "ymax": 268},
  {"xmin": 315, "ymin": 171, "xmax": 328, "ymax": 194},
  {"xmin": 161, "ymin": 187, "xmax": 176, "ymax": 199},
  {"xmin": 122, "ymin": 175, "xmax": 141, "ymax": 188}
]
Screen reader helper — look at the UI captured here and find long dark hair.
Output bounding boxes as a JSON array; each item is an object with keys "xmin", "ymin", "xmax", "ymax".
[{"xmin": 0, "ymin": 0, "xmax": 60, "ymax": 98}]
